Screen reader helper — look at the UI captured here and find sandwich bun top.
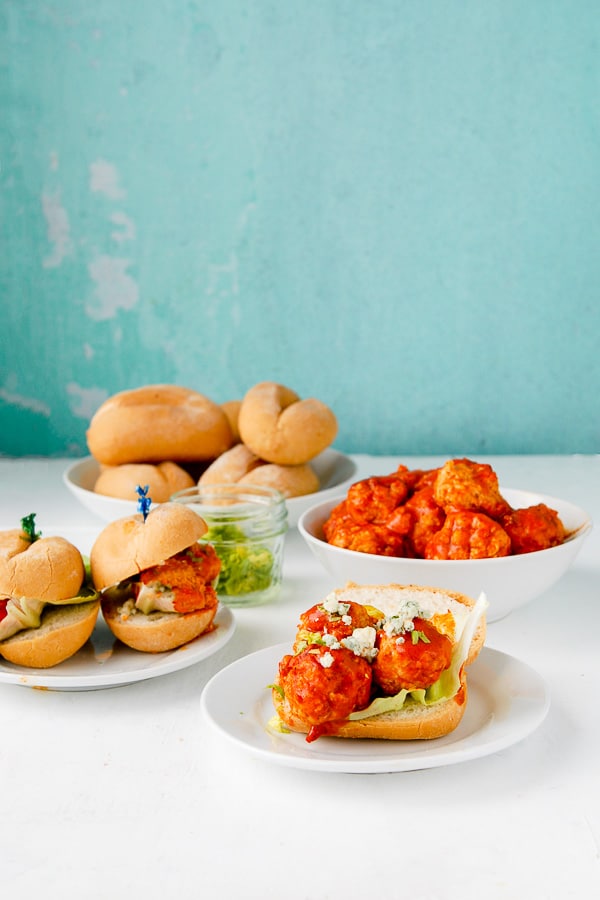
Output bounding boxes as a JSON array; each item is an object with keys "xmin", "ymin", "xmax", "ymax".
[
  {"xmin": 0, "ymin": 531, "xmax": 85, "ymax": 602},
  {"xmin": 90, "ymin": 502, "xmax": 209, "ymax": 592},
  {"xmin": 325, "ymin": 582, "xmax": 486, "ymax": 666}
]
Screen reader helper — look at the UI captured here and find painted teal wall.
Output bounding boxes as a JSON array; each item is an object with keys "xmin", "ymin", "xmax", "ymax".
[{"xmin": 1, "ymin": 0, "xmax": 599, "ymax": 458}]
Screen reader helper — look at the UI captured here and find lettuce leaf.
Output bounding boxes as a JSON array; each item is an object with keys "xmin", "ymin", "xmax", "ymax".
[{"xmin": 348, "ymin": 592, "xmax": 488, "ymax": 721}]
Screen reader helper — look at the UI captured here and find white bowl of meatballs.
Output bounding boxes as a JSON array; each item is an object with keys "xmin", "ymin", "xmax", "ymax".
[{"xmin": 298, "ymin": 458, "xmax": 592, "ymax": 622}]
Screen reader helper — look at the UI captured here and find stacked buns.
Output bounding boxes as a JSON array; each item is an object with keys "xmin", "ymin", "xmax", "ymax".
[{"xmin": 87, "ymin": 382, "xmax": 338, "ymax": 501}]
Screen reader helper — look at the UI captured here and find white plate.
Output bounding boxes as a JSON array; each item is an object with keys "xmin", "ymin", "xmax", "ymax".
[
  {"xmin": 201, "ymin": 643, "xmax": 550, "ymax": 773},
  {"xmin": 0, "ymin": 605, "xmax": 235, "ymax": 691},
  {"xmin": 63, "ymin": 448, "xmax": 357, "ymax": 528}
]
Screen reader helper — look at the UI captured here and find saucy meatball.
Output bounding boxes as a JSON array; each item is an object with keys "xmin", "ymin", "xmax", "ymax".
[
  {"xmin": 386, "ymin": 487, "xmax": 446, "ymax": 557},
  {"xmin": 372, "ymin": 617, "xmax": 453, "ymax": 694},
  {"xmin": 433, "ymin": 458, "xmax": 511, "ymax": 520},
  {"xmin": 424, "ymin": 510, "xmax": 511, "ymax": 560},
  {"xmin": 296, "ymin": 598, "xmax": 376, "ymax": 646},
  {"xmin": 278, "ymin": 645, "xmax": 373, "ymax": 731},
  {"xmin": 500, "ymin": 503, "xmax": 566, "ymax": 554},
  {"xmin": 345, "ymin": 474, "xmax": 411, "ymax": 525}
]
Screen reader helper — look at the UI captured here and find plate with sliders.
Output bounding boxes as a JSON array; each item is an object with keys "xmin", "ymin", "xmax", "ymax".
[
  {"xmin": 200, "ymin": 643, "xmax": 550, "ymax": 774},
  {"xmin": 0, "ymin": 524, "xmax": 236, "ymax": 691},
  {"xmin": 0, "ymin": 604, "xmax": 235, "ymax": 691}
]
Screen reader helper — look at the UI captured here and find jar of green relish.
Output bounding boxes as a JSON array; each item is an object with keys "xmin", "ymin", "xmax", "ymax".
[{"xmin": 171, "ymin": 484, "xmax": 288, "ymax": 607}]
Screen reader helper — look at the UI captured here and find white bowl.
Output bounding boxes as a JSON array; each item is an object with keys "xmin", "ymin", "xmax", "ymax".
[
  {"xmin": 298, "ymin": 488, "xmax": 592, "ymax": 622},
  {"xmin": 63, "ymin": 449, "xmax": 357, "ymax": 527}
]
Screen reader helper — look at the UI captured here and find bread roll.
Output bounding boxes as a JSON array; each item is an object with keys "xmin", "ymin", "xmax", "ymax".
[
  {"xmin": 221, "ymin": 400, "xmax": 242, "ymax": 443},
  {"xmin": 0, "ymin": 601, "xmax": 100, "ymax": 668},
  {"xmin": 0, "ymin": 532, "xmax": 85, "ymax": 604},
  {"xmin": 100, "ymin": 598, "xmax": 216, "ymax": 653},
  {"xmin": 90, "ymin": 502, "xmax": 208, "ymax": 592},
  {"xmin": 237, "ymin": 382, "xmax": 337, "ymax": 465},
  {"xmin": 198, "ymin": 443, "xmax": 320, "ymax": 498},
  {"xmin": 86, "ymin": 385, "xmax": 234, "ymax": 466},
  {"xmin": 94, "ymin": 461, "xmax": 195, "ymax": 502}
]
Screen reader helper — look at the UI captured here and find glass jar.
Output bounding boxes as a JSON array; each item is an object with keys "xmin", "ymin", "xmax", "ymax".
[{"xmin": 170, "ymin": 484, "xmax": 288, "ymax": 607}]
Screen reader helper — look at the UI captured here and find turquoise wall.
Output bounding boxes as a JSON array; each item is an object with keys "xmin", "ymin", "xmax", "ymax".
[{"xmin": 1, "ymin": 0, "xmax": 599, "ymax": 458}]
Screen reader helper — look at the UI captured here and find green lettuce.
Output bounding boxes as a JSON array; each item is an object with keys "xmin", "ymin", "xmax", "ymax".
[{"xmin": 348, "ymin": 592, "xmax": 488, "ymax": 721}]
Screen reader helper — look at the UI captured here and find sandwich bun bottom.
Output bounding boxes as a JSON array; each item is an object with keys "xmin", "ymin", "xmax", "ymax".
[
  {"xmin": 0, "ymin": 600, "xmax": 100, "ymax": 669},
  {"xmin": 101, "ymin": 596, "xmax": 217, "ymax": 653},
  {"xmin": 272, "ymin": 674, "xmax": 467, "ymax": 741}
]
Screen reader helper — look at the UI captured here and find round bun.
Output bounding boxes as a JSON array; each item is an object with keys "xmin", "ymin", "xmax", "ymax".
[
  {"xmin": 90, "ymin": 502, "xmax": 208, "ymax": 592},
  {"xmin": 100, "ymin": 597, "xmax": 216, "ymax": 653},
  {"xmin": 199, "ymin": 443, "xmax": 263, "ymax": 485},
  {"xmin": 0, "ymin": 600, "xmax": 100, "ymax": 668},
  {"xmin": 237, "ymin": 381, "xmax": 338, "ymax": 465},
  {"xmin": 221, "ymin": 400, "xmax": 242, "ymax": 443},
  {"xmin": 86, "ymin": 384, "xmax": 235, "ymax": 466},
  {"xmin": 273, "ymin": 674, "xmax": 468, "ymax": 740},
  {"xmin": 94, "ymin": 461, "xmax": 195, "ymax": 501},
  {"xmin": 238, "ymin": 462, "xmax": 319, "ymax": 498},
  {"xmin": 198, "ymin": 443, "xmax": 320, "ymax": 498},
  {"xmin": 0, "ymin": 532, "xmax": 85, "ymax": 603}
]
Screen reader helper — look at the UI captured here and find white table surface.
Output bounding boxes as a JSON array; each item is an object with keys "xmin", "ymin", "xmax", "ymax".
[{"xmin": 1, "ymin": 454, "xmax": 599, "ymax": 900}]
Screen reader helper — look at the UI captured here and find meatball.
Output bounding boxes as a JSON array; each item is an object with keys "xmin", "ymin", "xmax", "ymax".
[
  {"xmin": 372, "ymin": 617, "xmax": 453, "ymax": 694},
  {"xmin": 324, "ymin": 509, "xmax": 411, "ymax": 557},
  {"xmin": 433, "ymin": 458, "xmax": 511, "ymax": 520},
  {"xmin": 386, "ymin": 487, "xmax": 446, "ymax": 557},
  {"xmin": 278, "ymin": 645, "xmax": 373, "ymax": 730},
  {"xmin": 296, "ymin": 599, "xmax": 376, "ymax": 646},
  {"xmin": 345, "ymin": 474, "xmax": 411, "ymax": 525},
  {"xmin": 424, "ymin": 510, "xmax": 512, "ymax": 560},
  {"xmin": 500, "ymin": 503, "xmax": 566, "ymax": 554}
]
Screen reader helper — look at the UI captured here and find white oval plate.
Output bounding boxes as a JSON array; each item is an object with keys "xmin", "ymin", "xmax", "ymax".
[
  {"xmin": 0, "ymin": 605, "xmax": 235, "ymax": 691},
  {"xmin": 201, "ymin": 643, "xmax": 550, "ymax": 773}
]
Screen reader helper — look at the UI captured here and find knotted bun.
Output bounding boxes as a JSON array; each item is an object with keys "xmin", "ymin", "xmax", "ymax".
[
  {"xmin": 198, "ymin": 443, "xmax": 320, "ymax": 498},
  {"xmin": 86, "ymin": 385, "xmax": 234, "ymax": 466},
  {"xmin": 237, "ymin": 382, "xmax": 337, "ymax": 466}
]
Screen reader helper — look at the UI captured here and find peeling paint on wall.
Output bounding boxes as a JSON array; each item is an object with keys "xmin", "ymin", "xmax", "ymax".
[
  {"xmin": 0, "ymin": 376, "xmax": 51, "ymax": 417},
  {"xmin": 65, "ymin": 383, "xmax": 107, "ymax": 419},
  {"xmin": 85, "ymin": 255, "xmax": 139, "ymax": 321},
  {"xmin": 41, "ymin": 191, "xmax": 73, "ymax": 269},
  {"xmin": 89, "ymin": 159, "xmax": 125, "ymax": 200},
  {"xmin": 110, "ymin": 212, "xmax": 136, "ymax": 243}
]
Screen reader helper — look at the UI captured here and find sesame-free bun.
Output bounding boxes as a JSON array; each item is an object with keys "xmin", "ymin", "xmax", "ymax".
[
  {"xmin": 198, "ymin": 443, "xmax": 320, "ymax": 498},
  {"xmin": 0, "ymin": 529, "xmax": 98, "ymax": 668},
  {"xmin": 237, "ymin": 382, "xmax": 338, "ymax": 465},
  {"xmin": 94, "ymin": 461, "xmax": 195, "ymax": 502},
  {"xmin": 220, "ymin": 399, "xmax": 242, "ymax": 443},
  {"xmin": 0, "ymin": 532, "xmax": 85, "ymax": 603},
  {"xmin": 100, "ymin": 597, "xmax": 217, "ymax": 653},
  {"xmin": 86, "ymin": 385, "xmax": 235, "ymax": 466},
  {"xmin": 0, "ymin": 601, "xmax": 100, "ymax": 668},
  {"xmin": 326, "ymin": 582, "xmax": 486, "ymax": 667},
  {"xmin": 273, "ymin": 673, "xmax": 468, "ymax": 741},
  {"xmin": 90, "ymin": 503, "xmax": 208, "ymax": 592}
]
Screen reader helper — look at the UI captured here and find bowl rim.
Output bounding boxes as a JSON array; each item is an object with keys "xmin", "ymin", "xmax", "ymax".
[
  {"xmin": 63, "ymin": 448, "xmax": 359, "ymax": 510},
  {"xmin": 298, "ymin": 488, "xmax": 593, "ymax": 565}
]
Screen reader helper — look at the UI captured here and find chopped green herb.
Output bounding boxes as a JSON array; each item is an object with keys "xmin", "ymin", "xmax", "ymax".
[
  {"xmin": 20, "ymin": 513, "xmax": 41, "ymax": 543},
  {"xmin": 411, "ymin": 629, "xmax": 431, "ymax": 645}
]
